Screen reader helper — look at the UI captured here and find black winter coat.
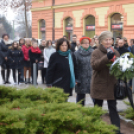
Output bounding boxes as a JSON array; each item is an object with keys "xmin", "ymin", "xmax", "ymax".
[
  {"xmin": 39, "ymin": 45, "xmax": 45, "ymax": 62},
  {"xmin": 29, "ymin": 49, "xmax": 41, "ymax": 65},
  {"xmin": 70, "ymin": 42, "xmax": 77, "ymax": 52},
  {"xmin": 73, "ymin": 47, "xmax": 93, "ymax": 94},
  {"xmin": 0, "ymin": 40, "xmax": 10, "ymax": 65},
  {"xmin": 46, "ymin": 52, "xmax": 72, "ymax": 96},
  {"xmin": 118, "ymin": 46, "xmax": 129, "ymax": 55},
  {"xmin": 8, "ymin": 48, "xmax": 24, "ymax": 69}
]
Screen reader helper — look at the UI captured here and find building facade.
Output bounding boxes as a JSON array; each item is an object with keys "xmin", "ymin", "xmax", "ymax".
[{"xmin": 31, "ymin": 0, "xmax": 134, "ymax": 42}]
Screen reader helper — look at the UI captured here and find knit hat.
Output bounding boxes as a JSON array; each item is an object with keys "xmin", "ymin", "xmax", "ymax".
[{"xmin": 79, "ymin": 37, "xmax": 91, "ymax": 44}]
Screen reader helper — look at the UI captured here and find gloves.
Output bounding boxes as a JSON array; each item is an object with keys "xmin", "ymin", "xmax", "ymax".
[{"xmin": 107, "ymin": 51, "xmax": 115, "ymax": 60}]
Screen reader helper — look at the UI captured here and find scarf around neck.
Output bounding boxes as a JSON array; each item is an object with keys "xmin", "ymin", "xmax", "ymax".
[
  {"xmin": 31, "ymin": 46, "xmax": 41, "ymax": 54},
  {"xmin": 81, "ymin": 46, "xmax": 91, "ymax": 51},
  {"xmin": 58, "ymin": 50, "xmax": 75, "ymax": 88}
]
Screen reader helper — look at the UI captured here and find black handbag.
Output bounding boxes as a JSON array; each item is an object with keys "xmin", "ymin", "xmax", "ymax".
[
  {"xmin": 114, "ymin": 80, "xmax": 127, "ymax": 100},
  {"xmin": 38, "ymin": 62, "xmax": 44, "ymax": 70},
  {"xmin": 114, "ymin": 79, "xmax": 134, "ymax": 109}
]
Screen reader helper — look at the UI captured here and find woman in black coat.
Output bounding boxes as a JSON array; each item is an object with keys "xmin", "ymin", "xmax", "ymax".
[
  {"xmin": 29, "ymin": 40, "xmax": 41, "ymax": 84},
  {"xmin": 8, "ymin": 42, "xmax": 24, "ymax": 84},
  {"xmin": 39, "ymin": 39, "xmax": 46, "ymax": 84},
  {"xmin": 46, "ymin": 38, "xmax": 75, "ymax": 96},
  {"xmin": 0, "ymin": 34, "xmax": 13, "ymax": 84}
]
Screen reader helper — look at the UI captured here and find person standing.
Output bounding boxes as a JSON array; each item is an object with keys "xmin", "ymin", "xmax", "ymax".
[
  {"xmin": 22, "ymin": 38, "xmax": 31, "ymax": 84},
  {"xmin": 39, "ymin": 39, "xmax": 46, "ymax": 84},
  {"xmin": 8, "ymin": 42, "xmax": 24, "ymax": 84},
  {"xmin": 70, "ymin": 34, "xmax": 77, "ymax": 52},
  {"xmin": 46, "ymin": 38, "xmax": 75, "ymax": 96},
  {"xmin": 118, "ymin": 39, "xmax": 129, "ymax": 55},
  {"xmin": 29, "ymin": 40, "xmax": 41, "ymax": 84},
  {"xmin": 19, "ymin": 38, "xmax": 25, "ymax": 83},
  {"xmin": 0, "ymin": 34, "xmax": 13, "ymax": 84},
  {"xmin": 123, "ymin": 37, "xmax": 128, "ymax": 48},
  {"xmin": 19, "ymin": 38, "xmax": 25, "ymax": 47},
  {"xmin": 129, "ymin": 39, "xmax": 134, "ymax": 53},
  {"xmin": 90, "ymin": 31, "xmax": 122, "ymax": 134},
  {"xmin": 73, "ymin": 37, "xmax": 93, "ymax": 106},
  {"xmin": 114, "ymin": 37, "xmax": 121, "ymax": 50},
  {"xmin": 44, "ymin": 40, "xmax": 56, "ymax": 77}
]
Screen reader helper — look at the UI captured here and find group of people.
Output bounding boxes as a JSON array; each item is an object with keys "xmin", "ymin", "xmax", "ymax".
[
  {"xmin": 0, "ymin": 31, "xmax": 133, "ymax": 134},
  {"xmin": 0, "ymin": 34, "xmax": 55, "ymax": 85},
  {"xmin": 46, "ymin": 32, "xmax": 132, "ymax": 134}
]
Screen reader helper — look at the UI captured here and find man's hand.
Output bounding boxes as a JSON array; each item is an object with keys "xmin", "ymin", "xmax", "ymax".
[
  {"xmin": 27, "ymin": 58, "xmax": 30, "ymax": 61},
  {"xmin": 5, "ymin": 57, "xmax": 7, "ymax": 61}
]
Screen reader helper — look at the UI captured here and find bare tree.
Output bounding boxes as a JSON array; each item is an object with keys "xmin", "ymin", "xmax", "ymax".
[
  {"xmin": 10, "ymin": 0, "xmax": 32, "ymax": 38},
  {"xmin": 0, "ymin": 0, "xmax": 9, "ymax": 16}
]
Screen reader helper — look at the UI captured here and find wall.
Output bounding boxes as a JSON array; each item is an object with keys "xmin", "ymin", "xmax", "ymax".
[{"xmin": 31, "ymin": 0, "xmax": 134, "ymax": 41}]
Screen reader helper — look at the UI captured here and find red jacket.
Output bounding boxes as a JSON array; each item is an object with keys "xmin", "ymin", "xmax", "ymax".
[{"xmin": 22, "ymin": 45, "xmax": 31, "ymax": 61}]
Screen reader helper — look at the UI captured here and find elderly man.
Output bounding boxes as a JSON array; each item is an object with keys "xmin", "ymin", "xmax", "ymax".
[{"xmin": 118, "ymin": 39, "xmax": 129, "ymax": 55}]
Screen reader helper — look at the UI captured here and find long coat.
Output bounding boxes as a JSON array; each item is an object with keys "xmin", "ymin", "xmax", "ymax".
[
  {"xmin": 29, "ymin": 49, "xmax": 41, "ymax": 65},
  {"xmin": 8, "ymin": 47, "xmax": 24, "ymax": 69},
  {"xmin": 0, "ymin": 40, "xmax": 11, "ymax": 66},
  {"xmin": 73, "ymin": 47, "xmax": 93, "ymax": 94},
  {"xmin": 90, "ymin": 44, "xmax": 120, "ymax": 100},
  {"xmin": 39, "ymin": 45, "xmax": 45, "ymax": 62},
  {"xmin": 43, "ymin": 46, "xmax": 56, "ymax": 68},
  {"xmin": 46, "ymin": 52, "xmax": 72, "ymax": 96}
]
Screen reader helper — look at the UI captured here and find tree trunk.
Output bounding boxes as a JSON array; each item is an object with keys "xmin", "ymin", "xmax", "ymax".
[{"xmin": 23, "ymin": 0, "xmax": 29, "ymax": 38}]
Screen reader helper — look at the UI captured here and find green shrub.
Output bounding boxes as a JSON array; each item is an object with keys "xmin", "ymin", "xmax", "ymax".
[
  {"xmin": 124, "ymin": 101, "xmax": 134, "ymax": 120},
  {"xmin": 0, "ymin": 86, "xmax": 117, "ymax": 134}
]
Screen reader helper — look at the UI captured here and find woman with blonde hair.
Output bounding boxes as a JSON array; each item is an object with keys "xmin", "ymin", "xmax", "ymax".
[
  {"xmin": 22, "ymin": 38, "xmax": 32, "ymax": 84},
  {"xmin": 90, "ymin": 31, "xmax": 122, "ymax": 134},
  {"xmin": 29, "ymin": 40, "xmax": 41, "ymax": 84}
]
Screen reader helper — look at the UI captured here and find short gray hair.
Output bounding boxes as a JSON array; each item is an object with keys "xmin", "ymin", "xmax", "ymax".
[{"xmin": 98, "ymin": 31, "xmax": 113, "ymax": 44}]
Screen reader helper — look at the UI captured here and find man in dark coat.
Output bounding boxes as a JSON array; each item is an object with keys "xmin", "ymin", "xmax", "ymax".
[
  {"xmin": 70, "ymin": 34, "xmax": 77, "ymax": 52},
  {"xmin": 118, "ymin": 39, "xmax": 129, "ymax": 55}
]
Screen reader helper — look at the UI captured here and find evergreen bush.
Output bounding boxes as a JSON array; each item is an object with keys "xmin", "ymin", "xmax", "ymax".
[
  {"xmin": 124, "ymin": 101, "xmax": 134, "ymax": 121},
  {"xmin": 0, "ymin": 86, "xmax": 117, "ymax": 134}
]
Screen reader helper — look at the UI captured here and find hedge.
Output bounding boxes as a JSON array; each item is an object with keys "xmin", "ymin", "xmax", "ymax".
[{"xmin": 0, "ymin": 86, "xmax": 117, "ymax": 134}]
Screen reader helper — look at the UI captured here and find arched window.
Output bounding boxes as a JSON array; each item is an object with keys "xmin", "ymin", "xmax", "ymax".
[
  {"xmin": 111, "ymin": 13, "xmax": 123, "ymax": 39},
  {"xmin": 64, "ymin": 17, "xmax": 73, "ymax": 41},
  {"xmin": 39, "ymin": 19, "xmax": 46, "ymax": 39},
  {"xmin": 85, "ymin": 15, "xmax": 95, "ymax": 38}
]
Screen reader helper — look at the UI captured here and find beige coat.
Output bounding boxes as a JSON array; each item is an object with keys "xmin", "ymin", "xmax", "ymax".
[{"xmin": 90, "ymin": 44, "xmax": 120, "ymax": 100}]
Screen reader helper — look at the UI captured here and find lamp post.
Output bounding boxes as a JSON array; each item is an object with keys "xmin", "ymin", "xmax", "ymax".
[{"xmin": 12, "ymin": 20, "xmax": 15, "ymax": 39}]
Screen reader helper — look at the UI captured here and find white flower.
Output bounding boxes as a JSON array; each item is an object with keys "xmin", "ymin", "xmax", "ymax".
[
  {"xmin": 128, "ymin": 59, "xmax": 133, "ymax": 65},
  {"xmin": 126, "ymin": 63, "xmax": 131, "ymax": 69},
  {"xmin": 119, "ymin": 58, "xmax": 124, "ymax": 66}
]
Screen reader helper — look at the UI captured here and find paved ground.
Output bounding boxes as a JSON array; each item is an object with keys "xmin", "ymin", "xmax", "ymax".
[
  {"xmin": 102, "ymin": 115, "xmax": 134, "ymax": 134},
  {"xmin": 0, "ymin": 70, "xmax": 133, "ymax": 111}
]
